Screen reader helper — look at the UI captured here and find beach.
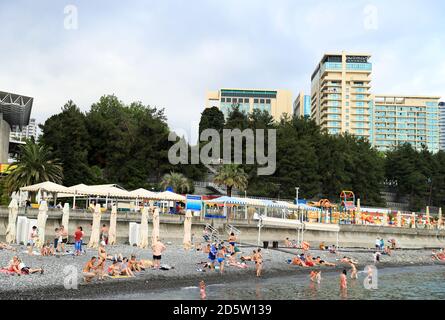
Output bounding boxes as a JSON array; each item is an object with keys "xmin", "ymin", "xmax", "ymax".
[{"xmin": 0, "ymin": 242, "xmax": 444, "ymax": 300}]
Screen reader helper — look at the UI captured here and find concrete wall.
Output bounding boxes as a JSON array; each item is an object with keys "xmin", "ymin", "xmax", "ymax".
[
  {"xmin": 1, "ymin": 207, "xmax": 445, "ymax": 249},
  {"xmin": 0, "ymin": 116, "xmax": 11, "ymax": 163}
]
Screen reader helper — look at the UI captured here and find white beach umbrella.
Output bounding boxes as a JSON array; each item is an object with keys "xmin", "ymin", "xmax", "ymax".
[
  {"xmin": 6, "ymin": 199, "xmax": 19, "ymax": 244},
  {"xmin": 88, "ymin": 204, "xmax": 102, "ymax": 248},
  {"xmin": 61, "ymin": 203, "xmax": 70, "ymax": 236},
  {"xmin": 108, "ymin": 205, "xmax": 118, "ymax": 245},
  {"xmin": 138, "ymin": 206, "xmax": 150, "ymax": 249},
  {"xmin": 411, "ymin": 212, "xmax": 416, "ymax": 229},
  {"xmin": 151, "ymin": 207, "xmax": 160, "ymax": 245},
  {"xmin": 382, "ymin": 210, "xmax": 388, "ymax": 227},
  {"xmin": 183, "ymin": 210, "xmax": 193, "ymax": 250},
  {"xmin": 36, "ymin": 202, "xmax": 48, "ymax": 248},
  {"xmin": 396, "ymin": 211, "xmax": 402, "ymax": 228},
  {"xmin": 438, "ymin": 208, "xmax": 443, "ymax": 230}
]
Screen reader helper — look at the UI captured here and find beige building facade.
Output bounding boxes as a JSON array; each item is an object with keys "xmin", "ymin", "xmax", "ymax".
[
  {"xmin": 206, "ymin": 88, "xmax": 293, "ymax": 121},
  {"xmin": 310, "ymin": 52, "xmax": 373, "ymax": 139}
]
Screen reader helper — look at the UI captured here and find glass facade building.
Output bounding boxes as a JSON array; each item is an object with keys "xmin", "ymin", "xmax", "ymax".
[
  {"xmin": 439, "ymin": 102, "xmax": 445, "ymax": 151},
  {"xmin": 372, "ymin": 96, "xmax": 441, "ymax": 153}
]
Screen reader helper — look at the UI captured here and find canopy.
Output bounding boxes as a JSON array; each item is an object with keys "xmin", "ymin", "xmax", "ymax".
[
  {"xmin": 130, "ymin": 188, "xmax": 158, "ymax": 199},
  {"xmin": 155, "ymin": 191, "xmax": 186, "ymax": 201},
  {"xmin": 20, "ymin": 181, "xmax": 69, "ymax": 193},
  {"xmin": 60, "ymin": 184, "xmax": 133, "ymax": 198}
]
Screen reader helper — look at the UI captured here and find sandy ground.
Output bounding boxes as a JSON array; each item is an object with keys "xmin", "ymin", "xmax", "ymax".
[{"xmin": 0, "ymin": 242, "xmax": 443, "ymax": 300}]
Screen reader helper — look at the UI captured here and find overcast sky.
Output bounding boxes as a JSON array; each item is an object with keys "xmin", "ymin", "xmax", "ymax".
[{"xmin": 1, "ymin": 0, "xmax": 444, "ymax": 139}]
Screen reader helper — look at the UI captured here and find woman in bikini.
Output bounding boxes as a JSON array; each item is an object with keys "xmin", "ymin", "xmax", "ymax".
[
  {"xmin": 253, "ymin": 249, "xmax": 263, "ymax": 277},
  {"xmin": 216, "ymin": 246, "xmax": 226, "ymax": 274},
  {"xmin": 228, "ymin": 233, "xmax": 237, "ymax": 254},
  {"xmin": 6, "ymin": 256, "xmax": 21, "ymax": 275}
]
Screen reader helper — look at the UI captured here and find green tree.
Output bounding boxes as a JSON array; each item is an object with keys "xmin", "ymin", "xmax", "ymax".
[
  {"xmin": 160, "ymin": 172, "xmax": 191, "ymax": 193},
  {"xmin": 199, "ymin": 107, "xmax": 225, "ymax": 135},
  {"xmin": 213, "ymin": 164, "xmax": 248, "ymax": 197},
  {"xmin": 39, "ymin": 100, "xmax": 93, "ymax": 186},
  {"xmin": 4, "ymin": 140, "xmax": 63, "ymax": 194}
]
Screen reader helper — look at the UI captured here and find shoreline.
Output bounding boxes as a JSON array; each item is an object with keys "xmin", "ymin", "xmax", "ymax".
[{"xmin": 1, "ymin": 245, "xmax": 444, "ymax": 300}]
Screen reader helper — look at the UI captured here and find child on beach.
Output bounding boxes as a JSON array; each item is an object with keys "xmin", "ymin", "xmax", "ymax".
[
  {"xmin": 59, "ymin": 226, "xmax": 68, "ymax": 253},
  {"xmin": 74, "ymin": 226, "xmax": 84, "ymax": 256},
  {"xmin": 310, "ymin": 270, "xmax": 321, "ymax": 284},
  {"xmin": 208, "ymin": 243, "xmax": 217, "ymax": 270},
  {"xmin": 253, "ymin": 248, "xmax": 263, "ymax": 277},
  {"xmin": 216, "ymin": 246, "xmax": 226, "ymax": 274},
  {"xmin": 199, "ymin": 280, "xmax": 207, "ymax": 299},
  {"xmin": 340, "ymin": 269, "xmax": 348, "ymax": 290},
  {"xmin": 349, "ymin": 262, "xmax": 358, "ymax": 279}
]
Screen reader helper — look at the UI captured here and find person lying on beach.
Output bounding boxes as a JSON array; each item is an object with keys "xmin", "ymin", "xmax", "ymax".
[
  {"xmin": 382, "ymin": 246, "xmax": 392, "ymax": 256},
  {"xmin": 17, "ymin": 258, "xmax": 44, "ymax": 275},
  {"xmin": 314, "ymin": 257, "xmax": 336, "ymax": 267},
  {"xmin": 241, "ymin": 250, "xmax": 257, "ymax": 262},
  {"xmin": 107, "ymin": 253, "xmax": 124, "ymax": 262},
  {"xmin": 290, "ymin": 256, "xmax": 308, "ymax": 267},
  {"xmin": 431, "ymin": 250, "xmax": 445, "ymax": 261},
  {"xmin": 304, "ymin": 255, "xmax": 316, "ymax": 267},
  {"xmin": 119, "ymin": 257, "xmax": 135, "ymax": 277},
  {"xmin": 83, "ymin": 257, "xmax": 98, "ymax": 283},
  {"xmin": 341, "ymin": 256, "xmax": 358, "ymax": 264},
  {"xmin": 0, "ymin": 242, "xmax": 17, "ymax": 251},
  {"xmin": 5, "ymin": 256, "xmax": 21, "ymax": 275},
  {"xmin": 140, "ymin": 259, "xmax": 154, "ymax": 269}
]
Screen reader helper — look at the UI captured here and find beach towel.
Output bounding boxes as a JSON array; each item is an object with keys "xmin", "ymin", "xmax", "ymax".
[
  {"xmin": 110, "ymin": 275, "xmax": 132, "ymax": 279},
  {"xmin": 0, "ymin": 268, "xmax": 27, "ymax": 275}
]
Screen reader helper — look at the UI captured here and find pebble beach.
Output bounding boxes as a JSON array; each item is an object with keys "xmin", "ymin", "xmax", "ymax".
[{"xmin": 0, "ymin": 243, "xmax": 443, "ymax": 300}]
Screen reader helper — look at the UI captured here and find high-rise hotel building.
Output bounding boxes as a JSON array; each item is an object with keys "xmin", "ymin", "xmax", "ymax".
[
  {"xmin": 293, "ymin": 91, "xmax": 311, "ymax": 118},
  {"xmin": 372, "ymin": 96, "xmax": 441, "ymax": 153},
  {"xmin": 439, "ymin": 101, "xmax": 445, "ymax": 151},
  {"xmin": 206, "ymin": 88, "xmax": 293, "ymax": 121},
  {"xmin": 310, "ymin": 52, "xmax": 373, "ymax": 139}
]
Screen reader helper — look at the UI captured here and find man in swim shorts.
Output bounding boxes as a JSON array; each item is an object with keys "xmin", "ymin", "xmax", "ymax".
[{"xmin": 152, "ymin": 238, "xmax": 166, "ymax": 269}]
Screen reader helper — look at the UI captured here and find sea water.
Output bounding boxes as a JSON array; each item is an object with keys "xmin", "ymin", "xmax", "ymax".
[{"xmin": 99, "ymin": 265, "xmax": 445, "ymax": 300}]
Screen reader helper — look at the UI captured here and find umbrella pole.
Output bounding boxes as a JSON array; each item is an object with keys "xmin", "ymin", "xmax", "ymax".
[{"xmin": 73, "ymin": 194, "xmax": 76, "ymax": 210}]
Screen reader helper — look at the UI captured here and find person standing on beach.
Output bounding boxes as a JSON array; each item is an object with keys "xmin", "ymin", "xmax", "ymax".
[
  {"xmin": 60, "ymin": 225, "xmax": 68, "ymax": 253},
  {"xmin": 340, "ymin": 269, "xmax": 348, "ymax": 290},
  {"xmin": 217, "ymin": 246, "xmax": 226, "ymax": 274},
  {"xmin": 27, "ymin": 226, "xmax": 39, "ymax": 255},
  {"xmin": 152, "ymin": 238, "xmax": 166, "ymax": 269},
  {"xmin": 253, "ymin": 248, "xmax": 263, "ymax": 277},
  {"xmin": 100, "ymin": 224, "xmax": 109, "ymax": 245},
  {"xmin": 349, "ymin": 262, "xmax": 358, "ymax": 279},
  {"xmin": 199, "ymin": 280, "xmax": 207, "ymax": 299},
  {"xmin": 74, "ymin": 226, "xmax": 84, "ymax": 256},
  {"xmin": 208, "ymin": 243, "xmax": 217, "ymax": 270},
  {"xmin": 228, "ymin": 233, "xmax": 237, "ymax": 254}
]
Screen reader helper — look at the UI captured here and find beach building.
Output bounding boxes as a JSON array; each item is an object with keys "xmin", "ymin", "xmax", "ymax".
[
  {"xmin": 372, "ymin": 95, "xmax": 441, "ymax": 153},
  {"xmin": 0, "ymin": 90, "xmax": 33, "ymax": 163},
  {"xmin": 205, "ymin": 88, "xmax": 293, "ymax": 121},
  {"xmin": 310, "ymin": 52, "xmax": 373, "ymax": 140},
  {"xmin": 293, "ymin": 91, "xmax": 311, "ymax": 118},
  {"xmin": 439, "ymin": 101, "xmax": 445, "ymax": 151},
  {"xmin": 10, "ymin": 118, "xmax": 38, "ymax": 143}
]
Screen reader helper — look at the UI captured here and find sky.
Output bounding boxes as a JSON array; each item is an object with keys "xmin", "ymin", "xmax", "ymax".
[{"xmin": 1, "ymin": 0, "xmax": 444, "ymax": 140}]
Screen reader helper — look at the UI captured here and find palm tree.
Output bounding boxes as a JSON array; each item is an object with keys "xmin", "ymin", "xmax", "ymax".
[
  {"xmin": 4, "ymin": 140, "xmax": 63, "ymax": 194},
  {"xmin": 213, "ymin": 164, "xmax": 248, "ymax": 197},
  {"xmin": 160, "ymin": 172, "xmax": 191, "ymax": 194}
]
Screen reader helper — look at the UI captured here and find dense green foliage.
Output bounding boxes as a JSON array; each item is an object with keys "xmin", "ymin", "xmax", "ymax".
[{"xmin": 38, "ymin": 95, "xmax": 204, "ymax": 190}]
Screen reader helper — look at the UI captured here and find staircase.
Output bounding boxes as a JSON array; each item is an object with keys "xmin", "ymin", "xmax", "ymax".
[
  {"xmin": 225, "ymin": 224, "xmax": 241, "ymax": 237},
  {"xmin": 205, "ymin": 223, "xmax": 222, "ymax": 243}
]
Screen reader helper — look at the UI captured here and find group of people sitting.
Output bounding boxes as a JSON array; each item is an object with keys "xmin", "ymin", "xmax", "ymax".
[
  {"xmin": 0, "ymin": 242, "xmax": 16, "ymax": 251},
  {"xmin": 1, "ymin": 256, "xmax": 44, "ymax": 275},
  {"xmin": 82, "ymin": 242, "xmax": 154, "ymax": 282}
]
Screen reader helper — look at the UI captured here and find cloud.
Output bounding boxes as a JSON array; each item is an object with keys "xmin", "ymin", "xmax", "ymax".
[{"xmin": 0, "ymin": 0, "xmax": 444, "ymax": 136}]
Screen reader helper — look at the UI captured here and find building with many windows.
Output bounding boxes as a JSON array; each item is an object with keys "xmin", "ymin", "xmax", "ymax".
[
  {"xmin": 439, "ymin": 102, "xmax": 445, "ymax": 151},
  {"xmin": 10, "ymin": 118, "xmax": 38, "ymax": 142},
  {"xmin": 293, "ymin": 91, "xmax": 311, "ymax": 118},
  {"xmin": 310, "ymin": 52, "xmax": 373, "ymax": 140},
  {"xmin": 371, "ymin": 95, "xmax": 440, "ymax": 153},
  {"xmin": 206, "ymin": 88, "xmax": 293, "ymax": 120}
]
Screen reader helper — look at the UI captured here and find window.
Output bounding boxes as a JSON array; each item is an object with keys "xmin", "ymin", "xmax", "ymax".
[
  {"xmin": 266, "ymin": 99, "xmax": 271, "ymax": 104},
  {"xmin": 260, "ymin": 99, "xmax": 265, "ymax": 104},
  {"xmin": 221, "ymin": 98, "xmax": 226, "ymax": 102},
  {"xmin": 227, "ymin": 98, "xmax": 231, "ymax": 102},
  {"xmin": 244, "ymin": 98, "xmax": 249, "ymax": 103},
  {"xmin": 254, "ymin": 99, "xmax": 258, "ymax": 103}
]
